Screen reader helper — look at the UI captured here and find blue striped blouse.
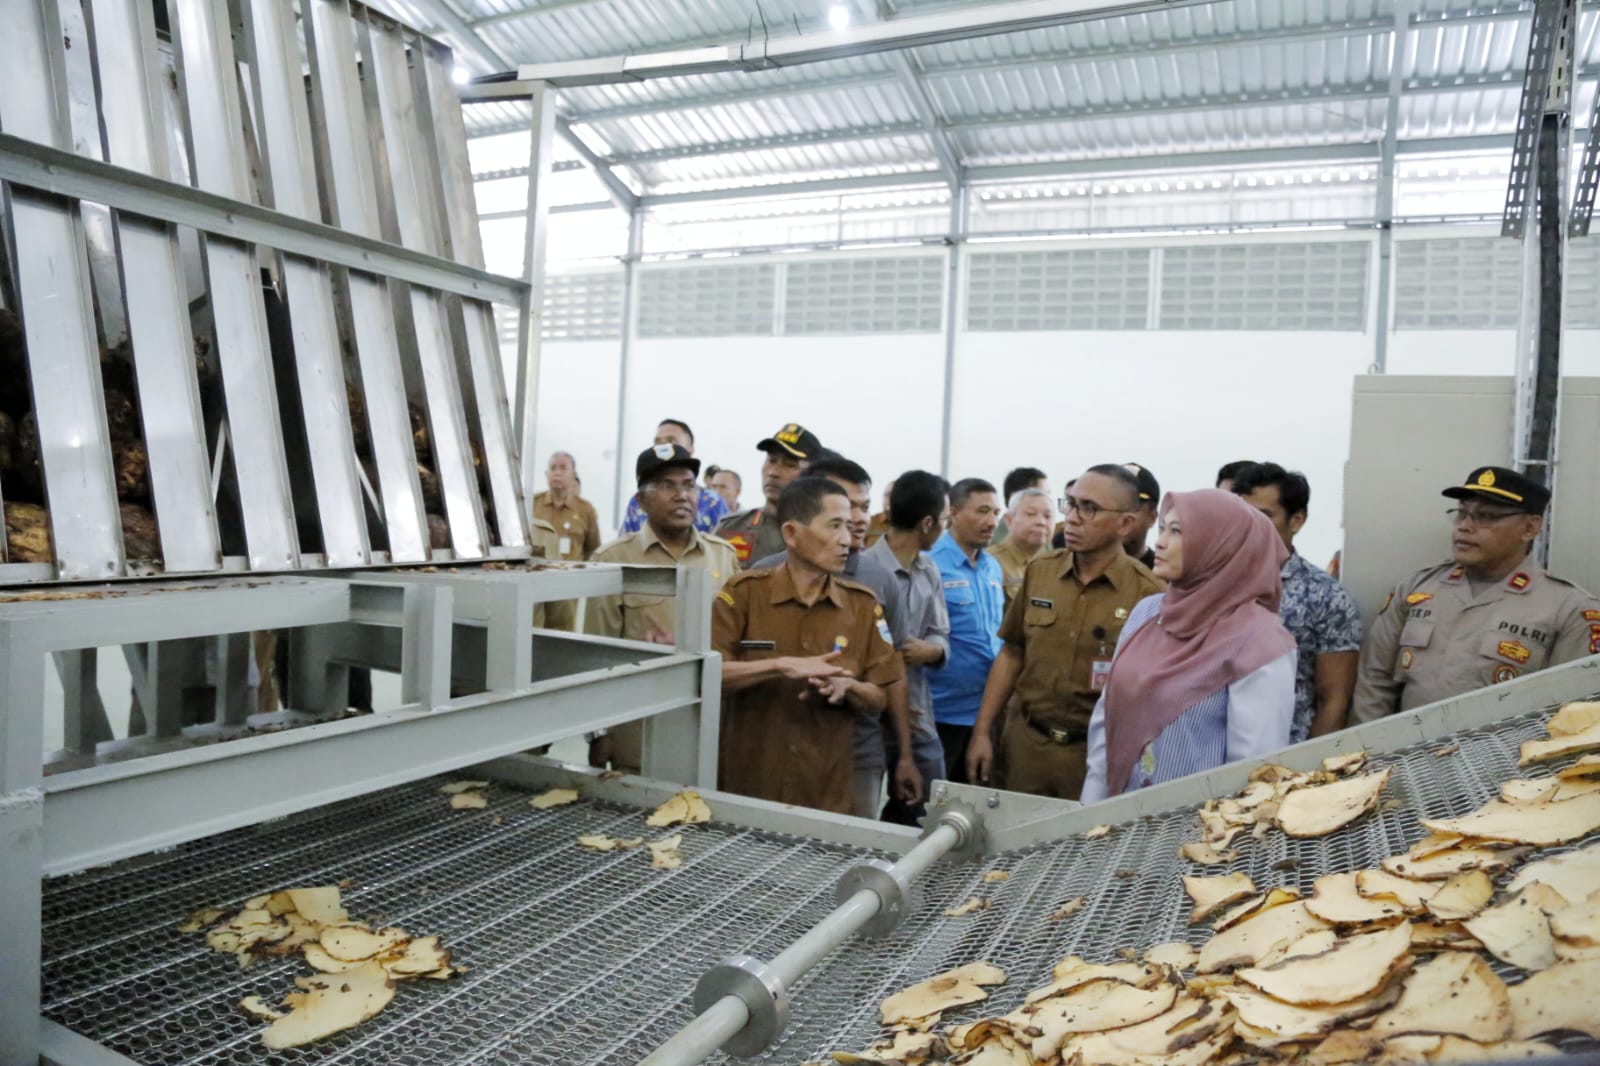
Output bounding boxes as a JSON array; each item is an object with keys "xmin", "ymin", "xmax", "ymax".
[{"xmin": 1080, "ymin": 594, "xmax": 1296, "ymax": 803}]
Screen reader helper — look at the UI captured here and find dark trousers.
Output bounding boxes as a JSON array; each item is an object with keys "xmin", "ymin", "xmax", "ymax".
[
  {"xmin": 935, "ymin": 722, "xmax": 976, "ymax": 786},
  {"xmin": 880, "ymin": 720, "xmax": 947, "ymax": 826}
]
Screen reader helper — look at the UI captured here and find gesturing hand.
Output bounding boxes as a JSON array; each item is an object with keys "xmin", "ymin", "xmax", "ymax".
[{"xmin": 779, "ymin": 650, "xmax": 851, "ymax": 681}]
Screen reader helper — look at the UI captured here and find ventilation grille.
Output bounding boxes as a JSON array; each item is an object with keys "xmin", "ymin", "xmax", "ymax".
[
  {"xmin": 1159, "ymin": 241, "xmax": 1369, "ymax": 330},
  {"xmin": 783, "ymin": 256, "xmax": 944, "ymax": 334},
  {"xmin": 966, "ymin": 248, "xmax": 1151, "ymax": 330},
  {"xmin": 1393, "ymin": 237, "xmax": 1524, "ymax": 330},
  {"xmin": 637, "ymin": 262, "xmax": 776, "ymax": 338},
  {"xmin": 495, "ymin": 270, "xmax": 627, "ymax": 344},
  {"xmin": 1564, "ymin": 237, "xmax": 1600, "ymax": 330}
]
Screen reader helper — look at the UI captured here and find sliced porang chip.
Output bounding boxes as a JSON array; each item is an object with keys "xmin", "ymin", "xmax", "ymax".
[
  {"xmin": 1027, "ymin": 961, "xmax": 1164, "ymax": 1005},
  {"xmin": 438, "ymin": 780, "xmax": 489, "ymax": 794},
  {"xmin": 1323, "ymin": 751, "xmax": 1368, "ymax": 775},
  {"xmin": 1463, "ymin": 892, "xmax": 1557, "ymax": 972},
  {"xmin": 1276, "ymin": 769, "xmax": 1391, "ymax": 838},
  {"xmin": 1424, "ymin": 871, "xmax": 1495, "ymax": 922},
  {"xmin": 285, "ymin": 886, "xmax": 348, "ymax": 925},
  {"xmin": 1506, "ymin": 841, "xmax": 1600, "ymax": 905},
  {"xmin": 1071, "ymin": 996, "xmax": 1220, "ymax": 1064},
  {"xmin": 1500, "ymin": 779, "xmax": 1561, "ymax": 805},
  {"xmin": 649, "ymin": 834, "xmax": 684, "ymax": 869},
  {"xmin": 880, "ymin": 962, "xmax": 1007, "ymax": 1026},
  {"xmin": 1145, "ymin": 942, "xmax": 1199, "ymax": 970},
  {"xmin": 380, "ymin": 935, "xmax": 454, "ymax": 979},
  {"xmin": 178, "ymin": 907, "xmax": 227, "ymax": 933},
  {"xmin": 1085, "ymin": 824, "xmax": 1112, "ymax": 839},
  {"xmin": 1556, "ymin": 754, "xmax": 1600, "ymax": 779},
  {"xmin": 303, "ymin": 942, "xmax": 369, "ymax": 974},
  {"xmin": 1259, "ymin": 929, "xmax": 1340, "ymax": 967},
  {"xmin": 1220, "ymin": 978, "xmax": 1402, "ymax": 1041},
  {"xmin": 1012, "ymin": 975, "xmax": 1180, "ymax": 1063},
  {"xmin": 1408, "ymin": 832, "xmax": 1465, "ymax": 860},
  {"xmin": 1422, "ymin": 790, "xmax": 1600, "ymax": 846},
  {"xmin": 1507, "ymin": 957, "xmax": 1600, "ymax": 1039},
  {"xmin": 449, "ymin": 792, "xmax": 488, "ymax": 810},
  {"xmin": 529, "ymin": 788, "xmax": 579, "ymax": 810},
  {"xmin": 1308, "ymin": 872, "xmax": 1409, "ymax": 925},
  {"xmin": 1237, "ymin": 780, "xmax": 1276, "ymax": 808},
  {"xmin": 1235, "ymin": 923, "xmax": 1412, "ymax": 1005},
  {"xmin": 1368, "ymin": 952, "xmax": 1511, "ymax": 1043},
  {"xmin": 982, "ymin": 870, "xmax": 1010, "ymax": 883},
  {"xmin": 1357, "ymin": 870, "xmax": 1439, "ymax": 913},
  {"xmin": 1555, "ymin": 776, "xmax": 1600, "ymax": 801},
  {"xmin": 1409, "ymin": 921, "xmax": 1484, "ymax": 953},
  {"xmin": 1551, "ymin": 898, "xmax": 1600, "ymax": 946},
  {"xmin": 321, "ymin": 926, "xmax": 407, "ymax": 963},
  {"xmin": 577, "ymin": 834, "xmax": 618, "ymax": 851},
  {"xmin": 944, "ymin": 896, "xmax": 990, "ymax": 918},
  {"xmin": 1184, "ymin": 873, "xmax": 1257, "ymax": 923},
  {"xmin": 1196, "ymin": 900, "xmax": 1331, "ymax": 974},
  {"xmin": 1520, "ymin": 720, "xmax": 1600, "ymax": 765},
  {"xmin": 1214, "ymin": 887, "xmax": 1301, "ymax": 933},
  {"xmin": 1549, "ymin": 700, "xmax": 1600, "ymax": 737},
  {"xmin": 1517, "ymin": 882, "xmax": 1572, "ymax": 917},
  {"xmin": 1179, "ymin": 842, "xmax": 1238, "ymax": 866},
  {"xmin": 260, "ymin": 962, "xmax": 396, "ymax": 1050},
  {"xmin": 1428, "ymin": 1036, "xmax": 1561, "ymax": 1061},
  {"xmin": 1383, "ymin": 845, "xmax": 1530, "ymax": 882},
  {"xmin": 831, "ymin": 1028, "xmax": 947, "ymax": 1064},
  {"xmin": 646, "ymin": 790, "xmax": 712, "ymax": 827},
  {"xmin": 1049, "ymin": 897, "xmax": 1085, "ymax": 922}
]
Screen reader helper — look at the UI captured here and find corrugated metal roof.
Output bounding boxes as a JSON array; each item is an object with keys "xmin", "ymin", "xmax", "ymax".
[{"xmin": 434, "ymin": 0, "xmax": 1600, "ymax": 204}]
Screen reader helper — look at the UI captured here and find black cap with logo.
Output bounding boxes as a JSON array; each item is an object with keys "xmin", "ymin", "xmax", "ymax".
[
  {"xmin": 1123, "ymin": 462, "xmax": 1161, "ymax": 506},
  {"xmin": 636, "ymin": 443, "xmax": 700, "ymax": 485},
  {"xmin": 1441, "ymin": 466, "xmax": 1550, "ymax": 513},
  {"xmin": 757, "ymin": 422, "xmax": 824, "ymax": 460}
]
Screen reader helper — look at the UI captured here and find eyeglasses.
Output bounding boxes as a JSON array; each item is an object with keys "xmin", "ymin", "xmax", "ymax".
[
  {"xmin": 1446, "ymin": 507, "xmax": 1523, "ymax": 526},
  {"xmin": 1059, "ymin": 495, "xmax": 1134, "ymax": 520},
  {"xmin": 646, "ymin": 479, "xmax": 698, "ymax": 499}
]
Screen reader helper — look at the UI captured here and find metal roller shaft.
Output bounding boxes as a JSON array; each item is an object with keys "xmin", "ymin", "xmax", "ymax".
[{"xmin": 639, "ymin": 819, "xmax": 964, "ymax": 1066}]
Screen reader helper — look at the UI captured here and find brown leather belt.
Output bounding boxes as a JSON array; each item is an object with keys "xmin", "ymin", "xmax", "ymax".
[{"xmin": 1020, "ymin": 710, "xmax": 1086, "ymax": 745}]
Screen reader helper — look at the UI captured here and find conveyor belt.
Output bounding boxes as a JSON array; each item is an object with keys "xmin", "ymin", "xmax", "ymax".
[{"xmin": 41, "ymin": 696, "xmax": 1600, "ymax": 1064}]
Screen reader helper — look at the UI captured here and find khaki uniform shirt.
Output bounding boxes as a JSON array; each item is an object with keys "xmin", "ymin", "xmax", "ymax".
[
  {"xmin": 998, "ymin": 549, "xmax": 1165, "ymax": 734},
  {"xmin": 715, "ymin": 507, "xmax": 785, "ymax": 569},
  {"xmin": 531, "ymin": 491, "xmax": 601, "ymax": 561},
  {"xmin": 530, "ymin": 518, "xmax": 560, "ymax": 629},
  {"xmin": 712, "ymin": 566, "xmax": 905, "ymax": 815},
  {"xmin": 1352, "ymin": 561, "xmax": 1600, "ymax": 724},
  {"xmin": 585, "ymin": 526, "xmax": 737, "ymax": 643},
  {"xmin": 990, "ymin": 536, "xmax": 1042, "ymax": 608}
]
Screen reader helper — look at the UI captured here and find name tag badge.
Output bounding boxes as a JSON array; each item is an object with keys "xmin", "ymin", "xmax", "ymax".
[
  {"xmin": 943, "ymin": 579, "xmax": 970, "ymax": 590},
  {"xmin": 558, "ymin": 536, "xmax": 572, "ymax": 556},
  {"xmin": 1090, "ymin": 658, "xmax": 1113, "ymax": 692},
  {"xmin": 1030, "ymin": 597, "xmax": 1054, "ymax": 609},
  {"xmin": 739, "ymin": 640, "xmax": 777, "ymax": 651}
]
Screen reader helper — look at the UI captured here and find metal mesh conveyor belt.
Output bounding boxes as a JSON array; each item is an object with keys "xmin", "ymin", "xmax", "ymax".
[{"xmin": 40, "ymin": 694, "xmax": 1600, "ymax": 1065}]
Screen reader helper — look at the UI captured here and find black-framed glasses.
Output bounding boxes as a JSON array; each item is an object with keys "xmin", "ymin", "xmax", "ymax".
[
  {"xmin": 1446, "ymin": 506, "xmax": 1522, "ymax": 526},
  {"xmin": 1059, "ymin": 495, "xmax": 1134, "ymax": 520}
]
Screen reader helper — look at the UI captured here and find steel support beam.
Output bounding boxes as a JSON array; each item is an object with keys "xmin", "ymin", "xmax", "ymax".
[
  {"xmin": 938, "ymin": 192, "xmax": 965, "ymax": 480},
  {"xmin": 516, "ymin": 84, "xmax": 557, "ymax": 499},
  {"xmin": 612, "ymin": 211, "xmax": 644, "ymax": 527},
  {"xmin": 1373, "ymin": 0, "xmax": 1412, "ymax": 373},
  {"xmin": 0, "ymin": 133, "xmax": 526, "ymax": 305}
]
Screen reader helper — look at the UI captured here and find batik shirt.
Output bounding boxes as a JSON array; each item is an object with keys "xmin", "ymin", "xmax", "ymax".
[{"xmin": 1279, "ymin": 550, "xmax": 1363, "ymax": 743}]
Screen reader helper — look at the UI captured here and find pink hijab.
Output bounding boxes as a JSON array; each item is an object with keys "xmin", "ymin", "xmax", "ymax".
[{"xmin": 1102, "ymin": 489, "xmax": 1294, "ymax": 796}]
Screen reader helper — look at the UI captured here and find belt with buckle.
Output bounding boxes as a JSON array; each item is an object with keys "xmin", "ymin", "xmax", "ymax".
[{"xmin": 1021, "ymin": 711, "xmax": 1085, "ymax": 745}]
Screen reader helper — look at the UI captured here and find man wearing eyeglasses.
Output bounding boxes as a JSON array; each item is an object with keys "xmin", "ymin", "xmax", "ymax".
[
  {"xmin": 965, "ymin": 464, "xmax": 1165, "ymax": 799},
  {"xmin": 1351, "ymin": 465, "xmax": 1600, "ymax": 725}
]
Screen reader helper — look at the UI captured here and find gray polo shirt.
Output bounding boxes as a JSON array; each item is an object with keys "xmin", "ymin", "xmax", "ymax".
[{"xmin": 864, "ymin": 536, "xmax": 949, "ymax": 741}]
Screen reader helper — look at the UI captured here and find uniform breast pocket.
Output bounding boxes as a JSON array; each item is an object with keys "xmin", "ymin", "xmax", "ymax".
[
  {"xmin": 621, "ymin": 593, "xmax": 669, "ymax": 612},
  {"xmin": 943, "ymin": 581, "xmax": 975, "ymax": 608},
  {"xmin": 1023, "ymin": 604, "xmax": 1058, "ymax": 631},
  {"xmin": 1477, "ymin": 632, "xmax": 1546, "ymax": 677},
  {"xmin": 1395, "ymin": 618, "xmax": 1433, "ymax": 680}
]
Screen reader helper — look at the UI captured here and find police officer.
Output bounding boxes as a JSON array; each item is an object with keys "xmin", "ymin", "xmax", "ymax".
[
  {"xmin": 966, "ymin": 464, "xmax": 1165, "ymax": 799},
  {"xmin": 1352, "ymin": 466, "xmax": 1600, "ymax": 724},
  {"xmin": 713, "ymin": 477, "xmax": 905, "ymax": 815},
  {"xmin": 715, "ymin": 422, "xmax": 824, "ymax": 567},
  {"xmin": 585, "ymin": 444, "xmax": 738, "ymax": 772}
]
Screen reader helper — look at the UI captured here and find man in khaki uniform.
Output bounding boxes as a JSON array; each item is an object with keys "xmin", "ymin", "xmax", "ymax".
[
  {"xmin": 531, "ymin": 450, "xmax": 602, "ymax": 630},
  {"xmin": 714, "ymin": 477, "xmax": 905, "ymax": 815},
  {"xmin": 715, "ymin": 422, "xmax": 823, "ymax": 567},
  {"xmin": 991, "ymin": 487, "xmax": 1054, "ymax": 607},
  {"xmin": 966, "ymin": 464, "xmax": 1164, "ymax": 800},
  {"xmin": 586, "ymin": 444, "xmax": 738, "ymax": 772},
  {"xmin": 1353, "ymin": 466, "xmax": 1600, "ymax": 724}
]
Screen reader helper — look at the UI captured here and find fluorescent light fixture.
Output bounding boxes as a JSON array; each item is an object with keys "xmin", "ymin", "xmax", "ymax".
[
  {"xmin": 452, "ymin": 66, "xmax": 470, "ymax": 85},
  {"xmin": 828, "ymin": 5, "xmax": 851, "ymax": 30}
]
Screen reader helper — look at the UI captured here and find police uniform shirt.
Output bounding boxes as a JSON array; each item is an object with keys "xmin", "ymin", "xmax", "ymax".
[
  {"xmin": 531, "ymin": 490, "xmax": 601, "ymax": 561},
  {"xmin": 990, "ymin": 536, "xmax": 1041, "ymax": 608},
  {"xmin": 715, "ymin": 507, "xmax": 786, "ymax": 569},
  {"xmin": 712, "ymin": 566, "xmax": 905, "ymax": 815},
  {"xmin": 998, "ymin": 549, "xmax": 1165, "ymax": 734},
  {"xmin": 585, "ymin": 525, "xmax": 737, "ymax": 644},
  {"xmin": 1352, "ymin": 561, "xmax": 1600, "ymax": 724}
]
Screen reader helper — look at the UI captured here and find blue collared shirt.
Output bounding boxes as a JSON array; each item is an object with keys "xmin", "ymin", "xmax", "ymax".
[
  {"xmin": 927, "ymin": 532, "xmax": 1005, "ymax": 726},
  {"xmin": 618, "ymin": 487, "xmax": 728, "ymax": 536}
]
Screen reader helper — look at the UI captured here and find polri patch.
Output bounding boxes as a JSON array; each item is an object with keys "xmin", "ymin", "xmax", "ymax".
[{"xmin": 1497, "ymin": 640, "xmax": 1531, "ymax": 664}]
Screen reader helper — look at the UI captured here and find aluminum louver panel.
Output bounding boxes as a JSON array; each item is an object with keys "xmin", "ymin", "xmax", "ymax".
[
  {"xmin": 966, "ymin": 247, "xmax": 1151, "ymax": 331},
  {"xmin": 1393, "ymin": 237, "xmax": 1524, "ymax": 330},
  {"xmin": 783, "ymin": 255, "xmax": 944, "ymax": 335},
  {"xmin": 637, "ymin": 261, "xmax": 776, "ymax": 337},
  {"xmin": 1159, "ymin": 241, "xmax": 1369, "ymax": 331}
]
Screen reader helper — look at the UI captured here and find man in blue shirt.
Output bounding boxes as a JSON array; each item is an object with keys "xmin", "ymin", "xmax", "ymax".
[
  {"xmin": 928, "ymin": 477, "xmax": 1006, "ymax": 784},
  {"xmin": 617, "ymin": 418, "xmax": 728, "ymax": 535}
]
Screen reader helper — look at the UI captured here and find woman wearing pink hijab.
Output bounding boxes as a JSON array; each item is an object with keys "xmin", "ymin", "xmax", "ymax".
[{"xmin": 1081, "ymin": 489, "xmax": 1297, "ymax": 801}]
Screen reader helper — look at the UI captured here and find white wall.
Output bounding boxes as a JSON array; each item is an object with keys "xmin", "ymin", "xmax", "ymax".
[
  {"xmin": 522, "ymin": 340, "xmax": 625, "ymax": 530},
  {"xmin": 1386, "ymin": 329, "xmax": 1600, "ymax": 377}
]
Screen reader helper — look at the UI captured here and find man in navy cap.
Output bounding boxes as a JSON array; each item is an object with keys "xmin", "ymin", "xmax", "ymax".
[{"xmin": 1352, "ymin": 465, "xmax": 1600, "ymax": 724}]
